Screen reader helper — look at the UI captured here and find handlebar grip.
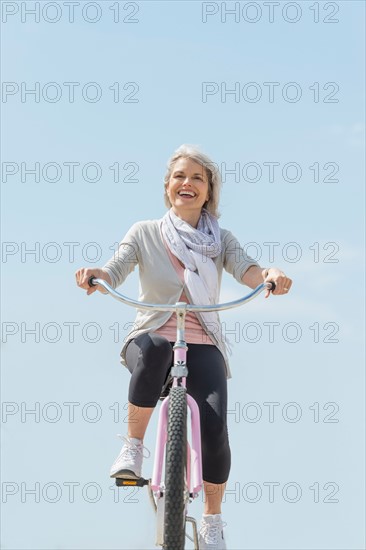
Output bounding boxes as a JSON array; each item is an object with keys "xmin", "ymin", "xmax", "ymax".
[
  {"xmin": 88, "ymin": 276, "xmax": 97, "ymax": 287},
  {"xmin": 268, "ymin": 281, "xmax": 276, "ymax": 292}
]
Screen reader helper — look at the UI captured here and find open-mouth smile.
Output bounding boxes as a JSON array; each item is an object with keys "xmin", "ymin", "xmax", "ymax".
[{"xmin": 177, "ymin": 190, "xmax": 197, "ymax": 198}]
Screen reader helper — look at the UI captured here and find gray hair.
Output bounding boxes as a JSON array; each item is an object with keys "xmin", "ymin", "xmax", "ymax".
[{"xmin": 163, "ymin": 144, "xmax": 221, "ymax": 218}]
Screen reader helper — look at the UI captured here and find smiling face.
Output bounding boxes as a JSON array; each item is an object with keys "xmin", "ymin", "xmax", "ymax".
[{"xmin": 165, "ymin": 157, "xmax": 210, "ymax": 226}]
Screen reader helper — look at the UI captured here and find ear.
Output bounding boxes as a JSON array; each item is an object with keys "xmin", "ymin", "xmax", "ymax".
[{"xmin": 165, "ymin": 183, "xmax": 171, "ymax": 201}]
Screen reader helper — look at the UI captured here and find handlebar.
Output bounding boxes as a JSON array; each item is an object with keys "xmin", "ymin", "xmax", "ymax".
[{"xmin": 88, "ymin": 277, "xmax": 276, "ymax": 313}]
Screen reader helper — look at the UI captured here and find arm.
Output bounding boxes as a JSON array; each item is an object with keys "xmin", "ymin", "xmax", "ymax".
[
  {"xmin": 222, "ymin": 229, "xmax": 293, "ymax": 298},
  {"xmin": 75, "ymin": 223, "xmax": 140, "ymax": 296}
]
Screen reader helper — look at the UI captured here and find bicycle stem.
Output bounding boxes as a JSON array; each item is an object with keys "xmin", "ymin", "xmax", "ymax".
[{"xmin": 171, "ymin": 303, "xmax": 189, "ymax": 384}]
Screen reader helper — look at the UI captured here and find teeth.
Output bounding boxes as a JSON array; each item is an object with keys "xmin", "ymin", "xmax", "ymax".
[{"xmin": 178, "ymin": 191, "xmax": 196, "ymax": 197}]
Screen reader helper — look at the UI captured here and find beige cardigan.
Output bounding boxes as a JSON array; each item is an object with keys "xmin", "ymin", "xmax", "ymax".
[{"xmin": 102, "ymin": 219, "xmax": 259, "ymax": 379}]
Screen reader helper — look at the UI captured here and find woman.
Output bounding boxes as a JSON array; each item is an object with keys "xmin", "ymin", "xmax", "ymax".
[{"xmin": 75, "ymin": 144, "xmax": 292, "ymax": 549}]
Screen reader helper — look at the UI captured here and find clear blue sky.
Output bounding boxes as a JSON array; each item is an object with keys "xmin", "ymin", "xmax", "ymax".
[{"xmin": 1, "ymin": 1, "xmax": 365, "ymax": 549}]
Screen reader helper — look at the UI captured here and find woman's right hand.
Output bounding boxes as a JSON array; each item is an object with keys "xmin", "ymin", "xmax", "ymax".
[{"xmin": 75, "ymin": 267, "xmax": 112, "ymax": 295}]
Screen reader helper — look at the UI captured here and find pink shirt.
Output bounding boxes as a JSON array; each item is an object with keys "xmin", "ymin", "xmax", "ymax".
[{"xmin": 155, "ymin": 228, "xmax": 215, "ymax": 346}]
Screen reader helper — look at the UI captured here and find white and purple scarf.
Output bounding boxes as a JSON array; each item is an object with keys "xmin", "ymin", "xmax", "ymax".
[{"xmin": 161, "ymin": 208, "xmax": 230, "ymax": 353}]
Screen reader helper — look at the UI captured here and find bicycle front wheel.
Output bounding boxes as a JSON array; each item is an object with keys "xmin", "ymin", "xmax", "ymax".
[{"xmin": 163, "ymin": 385, "xmax": 188, "ymax": 549}]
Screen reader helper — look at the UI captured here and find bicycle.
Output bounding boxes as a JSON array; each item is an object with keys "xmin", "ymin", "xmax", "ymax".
[{"xmin": 88, "ymin": 276, "xmax": 275, "ymax": 549}]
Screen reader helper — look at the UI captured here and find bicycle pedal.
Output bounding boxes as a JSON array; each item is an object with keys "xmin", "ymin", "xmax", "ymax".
[{"xmin": 115, "ymin": 477, "xmax": 149, "ymax": 487}]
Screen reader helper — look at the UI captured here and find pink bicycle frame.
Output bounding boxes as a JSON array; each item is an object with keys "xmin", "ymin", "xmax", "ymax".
[{"xmin": 150, "ymin": 303, "xmax": 203, "ymax": 497}]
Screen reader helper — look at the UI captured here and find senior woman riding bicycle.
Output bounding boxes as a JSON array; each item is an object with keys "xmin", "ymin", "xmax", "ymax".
[{"xmin": 75, "ymin": 144, "xmax": 292, "ymax": 549}]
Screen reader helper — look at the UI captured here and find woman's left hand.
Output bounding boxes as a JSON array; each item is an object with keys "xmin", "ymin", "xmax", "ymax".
[{"xmin": 264, "ymin": 268, "xmax": 292, "ymax": 298}]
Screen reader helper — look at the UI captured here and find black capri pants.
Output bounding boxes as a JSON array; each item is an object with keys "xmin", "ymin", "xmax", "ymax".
[{"xmin": 125, "ymin": 332, "xmax": 231, "ymax": 484}]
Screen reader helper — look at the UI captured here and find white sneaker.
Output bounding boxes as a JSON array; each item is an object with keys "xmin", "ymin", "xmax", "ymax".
[
  {"xmin": 110, "ymin": 435, "xmax": 150, "ymax": 479},
  {"xmin": 198, "ymin": 514, "xmax": 227, "ymax": 549}
]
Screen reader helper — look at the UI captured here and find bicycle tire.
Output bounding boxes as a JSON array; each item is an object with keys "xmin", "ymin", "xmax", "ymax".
[{"xmin": 163, "ymin": 386, "xmax": 187, "ymax": 549}]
